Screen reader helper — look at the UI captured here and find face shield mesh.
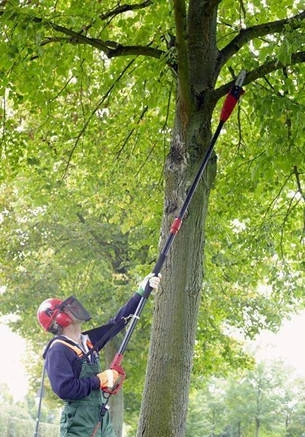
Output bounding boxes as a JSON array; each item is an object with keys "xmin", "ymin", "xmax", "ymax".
[{"xmin": 59, "ymin": 296, "xmax": 91, "ymax": 322}]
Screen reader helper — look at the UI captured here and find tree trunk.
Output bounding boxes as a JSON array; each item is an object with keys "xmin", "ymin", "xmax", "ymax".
[
  {"xmin": 238, "ymin": 420, "xmax": 241, "ymax": 437},
  {"xmin": 137, "ymin": 103, "xmax": 216, "ymax": 437},
  {"xmin": 104, "ymin": 339, "xmax": 124, "ymax": 437},
  {"xmin": 255, "ymin": 417, "xmax": 260, "ymax": 437},
  {"xmin": 137, "ymin": 4, "xmax": 219, "ymax": 436}
]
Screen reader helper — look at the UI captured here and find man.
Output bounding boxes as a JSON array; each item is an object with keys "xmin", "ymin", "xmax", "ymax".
[{"xmin": 37, "ymin": 274, "xmax": 160, "ymax": 437}]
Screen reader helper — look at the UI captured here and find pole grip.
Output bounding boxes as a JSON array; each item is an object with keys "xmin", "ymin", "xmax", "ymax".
[{"xmin": 102, "ymin": 353, "xmax": 126, "ymax": 395}]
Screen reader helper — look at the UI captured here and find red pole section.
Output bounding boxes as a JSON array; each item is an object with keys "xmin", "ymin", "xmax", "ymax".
[{"xmin": 220, "ymin": 71, "xmax": 246, "ymax": 122}]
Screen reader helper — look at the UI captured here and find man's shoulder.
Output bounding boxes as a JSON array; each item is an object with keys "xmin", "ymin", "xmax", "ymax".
[{"xmin": 43, "ymin": 335, "xmax": 80, "ymax": 358}]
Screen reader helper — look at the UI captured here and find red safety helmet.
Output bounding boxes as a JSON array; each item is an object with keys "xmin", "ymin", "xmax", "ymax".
[{"xmin": 37, "ymin": 298, "xmax": 72, "ymax": 334}]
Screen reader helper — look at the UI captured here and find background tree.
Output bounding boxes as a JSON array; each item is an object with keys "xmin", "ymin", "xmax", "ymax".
[
  {"xmin": 284, "ymin": 379, "xmax": 305, "ymax": 437},
  {"xmin": 227, "ymin": 362, "xmax": 287, "ymax": 436},
  {"xmin": 186, "ymin": 361, "xmax": 305, "ymax": 437},
  {"xmin": 0, "ymin": 385, "xmax": 60, "ymax": 437},
  {"xmin": 0, "ymin": 2, "xmax": 304, "ymax": 437},
  {"xmin": 186, "ymin": 378, "xmax": 227, "ymax": 437}
]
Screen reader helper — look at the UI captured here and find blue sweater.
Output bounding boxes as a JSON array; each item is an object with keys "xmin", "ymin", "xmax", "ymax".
[{"xmin": 43, "ymin": 293, "xmax": 142, "ymax": 400}]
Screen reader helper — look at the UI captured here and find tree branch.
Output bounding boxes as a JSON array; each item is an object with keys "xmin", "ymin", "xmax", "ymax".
[
  {"xmin": 107, "ymin": 43, "xmax": 164, "ymax": 59},
  {"xmin": 292, "ymin": 166, "xmax": 305, "ymax": 243},
  {"xmin": 279, "ymin": 192, "xmax": 299, "ymax": 257},
  {"xmin": 294, "ymin": 165, "xmax": 305, "ymax": 202},
  {"xmin": 0, "ymin": 10, "xmax": 165, "ymax": 61},
  {"xmin": 62, "ymin": 59, "xmax": 135, "ymax": 180},
  {"xmin": 100, "ymin": 0, "xmax": 152, "ymax": 21},
  {"xmin": 213, "ymin": 50, "xmax": 305, "ymax": 101},
  {"xmin": 173, "ymin": 0, "xmax": 192, "ymax": 121},
  {"xmin": 41, "ymin": 19, "xmax": 164, "ymax": 60},
  {"xmin": 115, "ymin": 105, "xmax": 149, "ymax": 160},
  {"xmin": 219, "ymin": 10, "xmax": 305, "ymax": 69}
]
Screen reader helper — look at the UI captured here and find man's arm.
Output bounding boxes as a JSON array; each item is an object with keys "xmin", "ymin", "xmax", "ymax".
[
  {"xmin": 84, "ymin": 274, "xmax": 161, "ymax": 350},
  {"xmin": 83, "ymin": 292, "xmax": 142, "ymax": 351}
]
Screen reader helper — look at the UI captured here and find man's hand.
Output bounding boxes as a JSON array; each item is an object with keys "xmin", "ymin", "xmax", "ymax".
[
  {"xmin": 137, "ymin": 273, "xmax": 161, "ymax": 296},
  {"xmin": 97, "ymin": 369, "xmax": 119, "ymax": 390}
]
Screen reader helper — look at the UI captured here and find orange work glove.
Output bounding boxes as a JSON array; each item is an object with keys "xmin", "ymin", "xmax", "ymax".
[{"xmin": 97, "ymin": 369, "xmax": 119, "ymax": 390}]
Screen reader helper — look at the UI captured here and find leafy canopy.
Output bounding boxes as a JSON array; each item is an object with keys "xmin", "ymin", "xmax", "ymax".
[{"xmin": 0, "ymin": 0, "xmax": 304, "ymax": 393}]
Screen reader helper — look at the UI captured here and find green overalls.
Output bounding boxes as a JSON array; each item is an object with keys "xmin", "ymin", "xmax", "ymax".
[{"xmin": 55, "ymin": 340, "xmax": 116, "ymax": 437}]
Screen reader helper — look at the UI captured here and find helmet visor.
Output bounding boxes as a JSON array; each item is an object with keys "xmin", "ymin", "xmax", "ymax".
[{"xmin": 60, "ymin": 296, "xmax": 91, "ymax": 322}]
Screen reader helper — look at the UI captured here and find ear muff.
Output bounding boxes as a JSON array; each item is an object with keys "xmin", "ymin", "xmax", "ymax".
[{"xmin": 55, "ymin": 311, "xmax": 72, "ymax": 328}]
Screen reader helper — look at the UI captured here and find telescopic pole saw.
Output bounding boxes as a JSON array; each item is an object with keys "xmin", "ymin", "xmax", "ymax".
[{"xmin": 106, "ymin": 70, "xmax": 246, "ymax": 394}]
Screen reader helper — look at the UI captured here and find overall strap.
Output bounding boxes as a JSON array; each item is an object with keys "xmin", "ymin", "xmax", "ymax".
[{"xmin": 51, "ymin": 338, "xmax": 84, "ymax": 358}]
